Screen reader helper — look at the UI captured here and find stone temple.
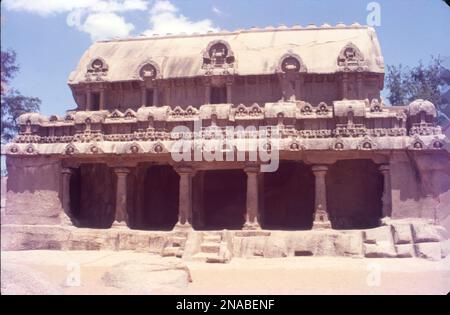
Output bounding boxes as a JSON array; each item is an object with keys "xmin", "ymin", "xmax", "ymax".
[{"xmin": 2, "ymin": 24, "xmax": 449, "ymax": 262}]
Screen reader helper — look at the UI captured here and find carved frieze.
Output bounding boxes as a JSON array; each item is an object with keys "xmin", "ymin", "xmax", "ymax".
[
  {"xmin": 85, "ymin": 57, "xmax": 108, "ymax": 82},
  {"xmin": 202, "ymin": 40, "xmax": 235, "ymax": 75},
  {"xmin": 337, "ymin": 42, "xmax": 369, "ymax": 72}
]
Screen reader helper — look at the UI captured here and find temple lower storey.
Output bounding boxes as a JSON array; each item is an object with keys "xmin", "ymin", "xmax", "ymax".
[{"xmin": 2, "ymin": 149, "xmax": 450, "ymax": 262}]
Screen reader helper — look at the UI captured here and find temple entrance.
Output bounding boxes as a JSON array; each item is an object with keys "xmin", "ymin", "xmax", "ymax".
[
  {"xmin": 194, "ymin": 169, "xmax": 246, "ymax": 230},
  {"xmin": 263, "ymin": 161, "xmax": 315, "ymax": 230},
  {"xmin": 70, "ymin": 163, "xmax": 116, "ymax": 228},
  {"xmin": 130, "ymin": 164, "xmax": 179, "ymax": 231},
  {"xmin": 327, "ymin": 159, "xmax": 383, "ymax": 229}
]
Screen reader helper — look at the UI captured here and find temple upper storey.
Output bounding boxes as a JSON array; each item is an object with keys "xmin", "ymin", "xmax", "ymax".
[{"xmin": 68, "ymin": 24, "xmax": 385, "ymax": 111}]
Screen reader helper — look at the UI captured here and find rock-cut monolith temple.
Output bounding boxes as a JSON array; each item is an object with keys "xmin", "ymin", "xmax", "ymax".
[{"xmin": 2, "ymin": 23, "xmax": 449, "ymax": 262}]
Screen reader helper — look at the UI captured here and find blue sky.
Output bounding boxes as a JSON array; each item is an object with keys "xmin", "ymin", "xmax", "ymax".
[{"xmin": 1, "ymin": 0, "xmax": 450, "ymax": 116}]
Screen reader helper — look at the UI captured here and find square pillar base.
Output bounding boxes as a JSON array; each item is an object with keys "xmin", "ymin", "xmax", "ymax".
[
  {"xmin": 59, "ymin": 213, "xmax": 74, "ymax": 226},
  {"xmin": 173, "ymin": 222, "xmax": 193, "ymax": 232},
  {"xmin": 242, "ymin": 221, "xmax": 261, "ymax": 230},
  {"xmin": 112, "ymin": 221, "xmax": 129, "ymax": 228},
  {"xmin": 312, "ymin": 220, "xmax": 332, "ymax": 230}
]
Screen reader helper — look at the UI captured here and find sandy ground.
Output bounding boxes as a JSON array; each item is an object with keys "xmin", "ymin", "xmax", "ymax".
[{"xmin": 1, "ymin": 250, "xmax": 450, "ymax": 295}]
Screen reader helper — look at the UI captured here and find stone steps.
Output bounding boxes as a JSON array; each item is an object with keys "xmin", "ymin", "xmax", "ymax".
[
  {"xmin": 200, "ymin": 242, "xmax": 220, "ymax": 253},
  {"xmin": 161, "ymin": 246, "xmax": 183, "ymax": 258},
  {"xmin": 191, "ymin": 252, "xmax": 227, "ymax": 263},
  {"xmin": 204, "ymin": 235, "xmax": 221, "ymax": 242},
  {"xmin": 162, "ymin": 233, "xmax": 188, "ymax": 258},
  {"xmin": 171, "ymin": 236, "xmax": 187, "ymax": 247},
  {"xmin": 192, "ymin": 232, "xmax": 229, "ymax": 263}
]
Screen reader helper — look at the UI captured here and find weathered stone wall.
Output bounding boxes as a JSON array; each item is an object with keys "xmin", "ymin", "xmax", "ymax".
[
  {"xmin": 1, "ymin": 225, "xmax": 168, "ymax": 253},
  {"xmin": 414, "ymin": 151, "xmax": 450, "ymax": 231},
  {"xmin": 3, "ymin": 156, "xmax": 63, "ymax": 225},
  {"xmin": 390, "ymin": 150, "xmax": 450, "ymax": 232}
]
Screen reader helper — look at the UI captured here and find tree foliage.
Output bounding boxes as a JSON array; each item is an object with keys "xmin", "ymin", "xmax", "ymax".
[
  {"xmin": 1, "ymin": 49, "xmax": 41, "ymax": 143},
  {"xmin": 385, "ymin": 56, "xmax": 449, "ymax": 125}
]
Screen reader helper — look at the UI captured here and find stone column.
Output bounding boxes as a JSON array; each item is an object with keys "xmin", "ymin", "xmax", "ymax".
[
  {"xmin": 420, "ymin": 111, "xmax": 426, "ymax": 124},
  {"xmin": 99, "ymin": 85, "xmax": 106, "ymax": 110},
  {"xmin": 113, "ymin": 167, "xmax": 130, "ymax": 227},
  {"xmin": 356, "ymin": 73, "xmax": 363, "ymax": 99},
  {"xmin": 205, "ymin": 84, "xmax": 211, "ymax": 104},
  {"xmin": 226, "ymin": 77, "xmax": 233, "ymax": 104},
  {"xmin": 258, "ymin": 172, "xmax": 265, "ymax": 227},
  {"xmin": 312, "ymin": 165, "xmax": 331, "ymax": 229},
  {"xmin": 174, "ymin": 166, "xmax": 194, "ymax": 230},
  {"xmin": 379, "ymin": 164, "xmax": 392, "ymax": 218},
  {"xmin": 341, "ymin": 73, "xmax": 348, "ymax": 100},
  {"xmin": 243, "ymin": 165, "xmax": 261, "ymax": 230},
  {"xmin": 86, "ymin": 85, "xmax": 92, "ymax": 111},
  {"xmin": 140, "ymin": 83, "xmax": 147, "ymax": 107},
  {"xmin": 153, "ymin": 85, "xmax": 159, "ymax": 106},
  {"xmin": 60, "ymin": 168, "xmax": 74, "ymax": 225},
  {"xmin": 296, "ymin": 75, "xmax": 304, "ymax": 100},
  {"xmin": 165, "ymin": 80, "xmax": 172, "ymax": 106}
]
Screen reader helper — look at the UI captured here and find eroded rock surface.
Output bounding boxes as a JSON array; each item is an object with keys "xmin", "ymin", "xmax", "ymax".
[{"xmin": 101, "ymin": 260, "xmax": 191, "ymax": 293}]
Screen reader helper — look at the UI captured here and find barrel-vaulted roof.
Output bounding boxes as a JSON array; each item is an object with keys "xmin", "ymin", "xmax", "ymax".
[{"xmin": 68, "ymin": 23, "xmax": 384, "ymax": 84}]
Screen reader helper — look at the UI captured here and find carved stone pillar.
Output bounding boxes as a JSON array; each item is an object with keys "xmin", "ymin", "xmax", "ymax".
[
  {"xmin": 174, "ymin": 166, "xmax": 194, "ymax": 230},
  {"xmin": 140, "ymin": 83, "xmax": 147, "ymax": 107},
  {"xmin": 86, "ymin": 85, "xmax": 92, "ymax": 111},
  {"xmin": 379, "ymin": 164, "xmax": 392, "ymax": 218},
  {"xmin": 100, "ymin": 86, "xmax": 106, "ymax": 110},
  {"xmin": 226, "ymin": 77, "xmax": 233, "ymax": 104},
  {"xmin": 60, "ymin": 168, "xmax": 74, "ymax": 225},
  {"xmin": 258, "ymin": 172, "xmax": 265, "ymax": 227},
  {"xmin": 113, "ymin": 167, "xmax": 130, "ymax": 227},
  {"xmin": 312, "ymin": 165, "xmax": 331, "ymax": 229},
  {"xmin": 296, "ymin": 75, "xmax": 304, "ymax": 100},
  {"xmin": 243, "ymin": 165, "xmax": 261, "ymax": 230},
  {"xmin": 420, "ymin": 111, "xmax": 426, "ymax": 124},
  {"xmin": 278, "ymin": 73, "xmax": 297, "ymax": 102},
  {"xmin": 153, "ymin": 84, "xmax": 159, "ymax": 106},
  {"xmin": 356, "ymin": 73, "xmax": 363, "ymax": 99},
  {"xmin": 205, "ymin": 82, "xmax": 211, "ymax": 104},
  {"xmin": 341, "ymin": 73, "xmax": 348, "ymax": 100}
]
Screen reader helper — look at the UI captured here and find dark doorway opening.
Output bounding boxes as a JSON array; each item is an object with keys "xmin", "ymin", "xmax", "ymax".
[
  {"xmin": 69, "ymin": 163, "xmax": 116, "ymax": 228},
  {"xmin": 145, "ymin": 89, "xmax": 154, "ymax": 106},
  {"xmin": 130, "ymin": 164, "xmax": 179, "ymax": 230},
  {"xmin": 198, "ymin": 169, "xmax": 246, "ymax": 230},
  {"xmin": 210, "ymin": 86, "xmax": 227, "ymax": 104},
  {"xmin": 327, "ymin": 159, "xmax": 383, "ymax": 229},
  {"xmin": 263, "ymin": 161, "xmax": 315, "ymax": 230},
  {"xmin": 91, "ymin": 93, "xmax": 100, "ymax": 110}
]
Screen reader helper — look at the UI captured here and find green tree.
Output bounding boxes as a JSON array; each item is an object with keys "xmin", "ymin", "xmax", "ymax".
[
  {"xmin": 1, "ymin": 49, "xmax": 41, "ymax": 143},
  {"xmin": 385, "ymin": 56, "xmax": 449, "ymax": 125},
  {"xmin": 385, "ymin": 64, "xmax": 407, "ymax": 107}
]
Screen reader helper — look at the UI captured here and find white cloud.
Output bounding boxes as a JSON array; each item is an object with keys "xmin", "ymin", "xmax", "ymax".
[
  {"xmin": 143, "ymin": 0, "xmax": 219, "ymax": 36},
  {"xmin": 69, "ymin": 12, "xmax": 135, "ymax": 41},
  {"xmin": 3, "ymin": 0, "xmax": 147, "ymax": 40},
  {"xmin": 212, "ymin": 6, "xmax": 222, "ymax": 17},
  {"xmin": 3, "ymin": 0, "xmax": 148, "ymax": 16},
  {"xmin": 3, "ymin": 0, "xmax": 220, "ymax": 40}
]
